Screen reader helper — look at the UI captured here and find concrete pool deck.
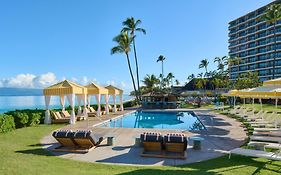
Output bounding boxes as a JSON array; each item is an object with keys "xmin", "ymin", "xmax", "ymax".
[{"xmin": 41, "ymin": 109, "xmax": 247, "ymax": 166}]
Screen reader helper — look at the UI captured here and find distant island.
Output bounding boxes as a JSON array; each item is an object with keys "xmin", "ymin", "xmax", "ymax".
[{"xmin": 0, "ymin": 88, "xmax": 43, "ymax": 96}]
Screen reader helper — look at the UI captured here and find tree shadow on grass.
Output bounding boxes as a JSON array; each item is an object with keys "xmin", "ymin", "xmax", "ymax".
[{"xmin": 15, "ymin": 148, "xmax": 53, "ymax": 156}]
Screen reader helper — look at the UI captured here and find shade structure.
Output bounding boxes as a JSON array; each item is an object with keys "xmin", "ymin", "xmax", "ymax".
[
  {"xmin": 84, "ymin": 83, "xmax": 109, "ymax": 116},
  {"xmin": 43, "ymin": 80, "xmax": 87, "ymax": 125},
  {"xmin": 224, "ymin": 89, "xmax": 239, "ymax": 97},
  {"xmin": 43, "ymin": 80, "xmax": 87, "ymax": 96},
  {"xmin": 263, "ymin": 78, "xmax": 281, "ymax": 86},
  {"xmin": 105, "ymin": 85, "xmax": 124, "ymax": 112},
  {"xmin": 237, "ymin": 86, "xmax": 281, "ymax": 99}
]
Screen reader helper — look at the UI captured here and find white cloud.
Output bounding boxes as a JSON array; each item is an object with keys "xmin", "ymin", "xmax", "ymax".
[{"xmin": 0, "ymin": 72, "xmax": 57, "ymax": 89}]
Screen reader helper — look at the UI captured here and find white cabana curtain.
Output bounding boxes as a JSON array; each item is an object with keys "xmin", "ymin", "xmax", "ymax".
[
  {"xmin": 82, "ymin": 94, "xmax": 87, "ymax": 117},
  {"xmin": 67, "ymin": 94, "xmax": 76, "ymax": 124},
  {"xmin": 120, "ymin": 94, "xmax": 124, "ymax": 111},
  {"xmin": 44, "ymin": 95, "xmax": 51, "ymax": 124},
  {"xmin": 105, "ymin": 94, "xmax": 109, "ymax": 114},
  {"xmin": 60, "ymin": 95, "xmax": 65, "ymax": 111},
  {"xmin": 77, "ymin": 95, "xmax": 82, "ymax": 116},
  {"xmin": 95, "ymin": 94, "xmax": 101, "ymax": 116},
  {"xmin": 113, "ymin": 94, "xmax": 117, "ymax": 112},
  {"xmin": 87, "ymin": 95, "xmax": 91, "ymax": 108}
]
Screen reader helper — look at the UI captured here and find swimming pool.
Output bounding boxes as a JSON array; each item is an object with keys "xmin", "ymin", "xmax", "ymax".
[{"xmin": 101, "ymin": 111, "xmax": 206, "ymax": 131}]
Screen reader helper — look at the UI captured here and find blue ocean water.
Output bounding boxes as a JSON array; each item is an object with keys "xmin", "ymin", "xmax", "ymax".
[{"xmin": 0, "ymin": 95, "xmax": 132, "ymax": 114}]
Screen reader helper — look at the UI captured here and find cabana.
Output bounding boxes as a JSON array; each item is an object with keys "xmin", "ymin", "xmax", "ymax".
[
  {"xmin": 43, "ymin": 80, "xmax": 88, "ymax": 124},
  {"xmin": 84, "ymin": 83, "xmax": 109, "ymax": 116},
  {"xmin": 105, "ymin": 85, "xmax": 124, "ymax": 112}
]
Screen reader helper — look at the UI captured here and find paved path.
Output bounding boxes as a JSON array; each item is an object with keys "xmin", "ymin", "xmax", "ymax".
[{"xmin": 41, "ymin": 109, "xmax": 247, "ymax": 166}]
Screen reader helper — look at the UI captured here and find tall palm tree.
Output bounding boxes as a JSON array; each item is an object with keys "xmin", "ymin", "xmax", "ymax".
[
  {"xmin": 199, "ymin": 59, "xmax": 209, "ymax": 74},
  {"xmin": 142, "ymin": 74, "xmax": 159, "ymax": 94},
  {"xmin": 111, "ymin": 32, "xmax": 139, "ymax": 103},
  {"xmin": 260, "ymin": 3, "xmax": 281, "ymax": 79},
  {"xmin": 121, "ymin": 17, "xmax": 146, "ymax": 95},
  {"xmin": 157, "ymin": 55, "xmax": 166, "ymax": 89},
  {"xmin": 167, "ymin": 72, "xmax": 175, "ymax": 86},
  {"xmin": 175, "ymin": 79, "xmax": 180, "ymax": 85}
]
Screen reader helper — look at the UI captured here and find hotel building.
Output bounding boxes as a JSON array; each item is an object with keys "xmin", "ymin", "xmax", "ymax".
[{"xmin": 228, "ymin": 0, "xmax": 281, "ymax": 81}]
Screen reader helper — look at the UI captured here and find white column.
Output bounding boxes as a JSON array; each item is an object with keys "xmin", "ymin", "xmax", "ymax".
[
  {"xmin": 60, "ymin": 95, "xmax": 65, "ymax": 111},
  {"xmin": 67, "ymin": 94, "xmax": 76, "ymax": 124},
  {"xmin": 44, "ymin": 95, "xmax": 51, "ymax": 124},
  {"xmin": 105, "ymin": 94, "xmax": 109, "ymax": 114},
  {"xmin": 120, "ymin": 93, "xmax": 124, "ymax": 111},
  {"xmin": 95, "ymin": 94, "xmax": 101, "ymax": 117},
  {"xmin": 276, "ymin": 98, "xmax": 278, "ymax": 108},
  {"xmin": 113, "ymin": 94, "xmax": 117, "ymax": 112},
  {"xmin": 259, "ymin": 98, "xmax": 262, "ymax": 109}
]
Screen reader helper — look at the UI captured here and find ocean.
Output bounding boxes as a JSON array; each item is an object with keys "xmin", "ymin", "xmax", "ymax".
[{"xmin": 0, "ymin": 95, "xmax": 132, "ymax": 114}]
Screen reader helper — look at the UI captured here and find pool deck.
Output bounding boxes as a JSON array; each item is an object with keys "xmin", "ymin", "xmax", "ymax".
[{"xmin": 41, "ymin": 108, "xmax": 247, "ymax": 166}]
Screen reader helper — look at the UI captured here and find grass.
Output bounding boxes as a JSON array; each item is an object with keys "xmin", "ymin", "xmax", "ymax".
[
  {"xmin": 239, "ymin": 103, "xmax": 281, "ymax": 113},
  {"xmin": 0, "ymin": 125, "xmax": 281, "ymax": 174}
]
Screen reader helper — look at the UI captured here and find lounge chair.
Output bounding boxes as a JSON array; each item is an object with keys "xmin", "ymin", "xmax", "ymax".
[
  {"xmin": 254, "ymin": 128, "xmax": 281, "ymax": 132},
  {"xmin": 61, "ymin": 110, "xmax": 85, "ymax": 121},
  {"xmin": 52, "ymin": 130, "xmax": 77, "ymax": 147},
  {"xmin": 248, "ymin": 141, "xmax": 281, "ymax": 150},
  {"xmin": 72, "ymin": 130, "xmax": 103, "ymax": 150},
  {"xmin": 229, "ymin": 148, "xmax": 281, "ymax": 161},
  {"xmin": 87, "ymin": 107, "xmax": 97, "ymax": 117},
  {"xmin": 250, "ymin": 136, "xmax": 281, "ymax": 143},
  {"xmin": 163, "ymin": 133, "xmax": 188, "ymax": 159},
  {"xmin": 52, "ymin": 130, "xmax": 103, "ymax": 153},
  {"xmin": 140, "ymin": 132, "xmax": 163, "ymax": 157},
  {"xmin": 51, "ymin": 111, "xmax": 70, "ymax": 123}
]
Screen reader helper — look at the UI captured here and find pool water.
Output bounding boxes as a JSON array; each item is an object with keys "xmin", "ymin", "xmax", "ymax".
[{"xmin": 101, "ymin": 111, "xmax": 205, "ymax": 131}]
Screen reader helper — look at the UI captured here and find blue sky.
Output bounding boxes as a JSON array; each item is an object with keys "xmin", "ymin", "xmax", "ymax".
[{"xmin": 0, "ymin": 0, "xmax": 273, "ymax": 92}]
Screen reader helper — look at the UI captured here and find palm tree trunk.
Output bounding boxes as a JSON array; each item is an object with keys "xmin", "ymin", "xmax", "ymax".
[
  {"xmin": 125, "ymin": 53, "xmax": 139, "ymax": 103},
  {"xmin": 132, "ymin": 38, "xmax": 141, "ymax": 98},
  {"xmin": 273, "ymin": 22, "xmax": 276, "ymax": 79},
  {"xmin": 161, "ymin": 61, "xmax": 164, "ymax": 89}
]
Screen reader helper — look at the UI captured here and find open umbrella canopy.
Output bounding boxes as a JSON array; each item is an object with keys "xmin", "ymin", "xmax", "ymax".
[{"xmin": 238, "ymin": 85, "xmax": 281, "ymax": 99}]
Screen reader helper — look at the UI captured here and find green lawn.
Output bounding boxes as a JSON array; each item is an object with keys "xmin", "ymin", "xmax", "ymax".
[{"xmin": 0, "ymin": 125, "xmax": 281, "ymax": 175}]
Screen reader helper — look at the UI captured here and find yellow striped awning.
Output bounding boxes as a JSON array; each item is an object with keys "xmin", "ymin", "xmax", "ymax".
[
  {"xmin": 43, "ymin": 80, "xmax": 87, "ymax": 96},
  {"xmin": 105, "ymin": 85, "xmax": 123, "ymax": 95},
  {"xmin": 84, "ymin": 83, "xmax": 108, "ymax": 94}
]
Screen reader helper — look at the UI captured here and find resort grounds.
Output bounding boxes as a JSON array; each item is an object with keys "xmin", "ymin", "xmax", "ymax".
[{"xmin": 0, "ymin": 105, "xmax": 281, "ymax": 174}]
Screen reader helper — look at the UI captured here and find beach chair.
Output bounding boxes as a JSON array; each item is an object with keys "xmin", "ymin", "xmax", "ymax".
[
  {"xmin": 51, "ymin": 111, "xmax": 70, "ymax": 123},
  {"xmin": 52, "ymin": 130, "xmax": 79, "ymax": 152},
  {"xmin": 140, "ymin": 132, "xmax": 163, "ymax": 157},
  {"xmin": 61, "ymin": 110, "xmax": 85, "ymax": 121},
  {"xmin": 72, "ymin": 130, "xmax": 104, "ymax": 151},
  {"xmin": 87, "ymin": 107, "xmax": 97, "ymax": 117},
  {"xmin": 229, "ymin": 148, "xmax": 281, "ymax": 161},
  {"xmin": 163, "ymin": 133, "xmax": 188, "ymax": 159},
  {"xmin": 250, "ymin": 135, "xmax": 281, "ymax": 143}
]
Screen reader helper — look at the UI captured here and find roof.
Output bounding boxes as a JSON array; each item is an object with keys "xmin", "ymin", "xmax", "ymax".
[
  {"xmin": 263, "ymin": 78, "xmax": 281, "ymax": 86},
  {"xmin": 105, "ymin": 85, "xmax": 123, "ymax": 95},
  {"xmin": 43, "ymin": 80, "xmax": 87, "ymax": 96},
  {"xmin": 84, "ymin": 83, "xmax": 108, "ymax": 94}
]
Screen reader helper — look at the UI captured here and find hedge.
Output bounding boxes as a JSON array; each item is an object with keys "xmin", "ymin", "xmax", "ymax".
[{"xmin": 0, "ymin": 114, "xmax": 15, "ymax": 133}]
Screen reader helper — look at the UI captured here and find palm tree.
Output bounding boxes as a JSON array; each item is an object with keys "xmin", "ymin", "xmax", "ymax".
[
  {"xmin": 199, "ymin": 59, "xmax": 209, "ymax": 74},
  {"xmin": 175, "ymin": 79, "xmax": 180, "ymax": 85},
  {"xmin": 142, "ymin": 74, "xmax": 159, "ymax": 94},
  {"xmin": 187, "ymin": 74, "xmax": 195, "ymax": 82},
  {"xmin": 121, "ymin": 17, "xmax": 146, "ymax": 95},
  {"xmin": 111, "ymin": 32, "xmax": 139, "ymax": 103},
  {"xmin": 167, "ymin": 72, "xmax": 175, "ymax": 87},
  {"xmin": 260, "ymin": 3, "xmax": 281, "ymax": 79},
  {"xmin": 157, "ymin": 55, "xmax": 166, "ymax": 89}
]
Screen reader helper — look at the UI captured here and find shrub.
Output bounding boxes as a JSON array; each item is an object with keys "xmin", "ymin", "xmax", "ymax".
[
  {"xmin": 0, "ymin": 114, "xmax": 15, "ymax": 133},
  {"xmin": 123, "ymin": 100, "xmax": 137, "ymax": 108},
  {"xmin": 28, "ymin": 113, "xmax": 41, "ymax": 126}
]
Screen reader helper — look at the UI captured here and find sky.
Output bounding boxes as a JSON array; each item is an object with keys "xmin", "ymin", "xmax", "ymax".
[{"xmin": 0, "ymin": 0, "xmax": 274, "ymax": 92}]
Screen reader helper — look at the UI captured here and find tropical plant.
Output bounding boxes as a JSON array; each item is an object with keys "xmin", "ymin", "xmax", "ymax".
[
  {"xmin": 142, "ymin": 74, "xmax": 160, "ymax": 94},
  {"xmin": 260, "ymin": 3, "xmax": 281, "ymax": 79},
  {"xmin": 157, "ymin": 55, "xmax": 166, "ymax": 89},
  {"xmin": 121, "ymin": 17, "xmax": 146, "ymax": 96},
  {"xmin": 214, "ymin": 56, "xmax": 228, "ymax": 73},
  {"xmin": 199, "ymin": 59, "xmax": 209, "ymax": 74},
  {"xmin": 111, "ymin": 32, "xmax": 139, "ymax": 103},
  {"xmin": 167, "ymin": 72, "xmax": 175, "ymax": 86},
  {"xmin": 175, "ymin": 79, "xmax": 180, "ymax": 85},
  {"xmin": 187, "ymin": 74, "xmax": 195, "ymax": 82}
]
